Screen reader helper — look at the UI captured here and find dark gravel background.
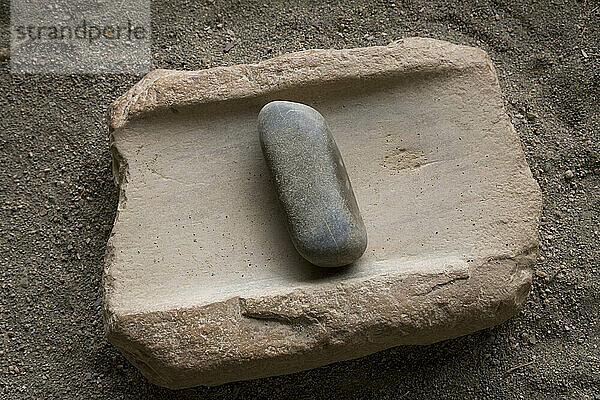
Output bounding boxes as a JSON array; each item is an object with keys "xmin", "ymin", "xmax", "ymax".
[{"xmin": 1, "ymin": 0, "xmax": 599, "ymax": 398}]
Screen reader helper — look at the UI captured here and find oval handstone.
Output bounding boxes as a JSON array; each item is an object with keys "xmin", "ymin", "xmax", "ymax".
[{"xmin": 258, "ymin": 101, "xmax": 367, "ymax": 267}]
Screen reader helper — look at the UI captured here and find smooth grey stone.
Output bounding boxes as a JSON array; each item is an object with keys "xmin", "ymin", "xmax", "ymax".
[{"xmin": 258, "ymin": 101, "xmax": 367, "ymax": 267}]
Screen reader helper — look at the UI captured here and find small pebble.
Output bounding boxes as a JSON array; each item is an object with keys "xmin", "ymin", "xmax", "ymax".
[
  {"xmin": 564, "ymin": 169, "xmax": 574, "ymax": 180},
  {"xmin": 529, "ymin": 336, "xmax": 538, "ymax": 345}
]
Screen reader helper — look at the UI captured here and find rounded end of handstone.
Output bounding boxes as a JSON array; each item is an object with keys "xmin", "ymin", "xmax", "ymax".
[
  {"xmin": 297, "ymin": 226, "xmax": 368, "ymax": 268},
  {"xmin": 258, "ymin": 101, "xmax": 324, "ymax": 128}
]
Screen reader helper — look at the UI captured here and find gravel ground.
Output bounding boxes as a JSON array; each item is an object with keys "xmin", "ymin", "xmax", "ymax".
[{"xmin": 1, "ymin": 0, "xmax": 599, "ymax": 398}]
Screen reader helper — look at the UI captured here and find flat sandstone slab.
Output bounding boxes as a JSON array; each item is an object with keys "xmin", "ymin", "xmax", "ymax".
[{"xmin": 104, "ymin": 37, "xmax": 541, "ymax": 388}]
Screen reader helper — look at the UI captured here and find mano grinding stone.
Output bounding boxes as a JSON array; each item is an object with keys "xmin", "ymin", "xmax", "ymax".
[{"xmin": 258, "ymin": 101, "xmax": 367, "ymax": 267}]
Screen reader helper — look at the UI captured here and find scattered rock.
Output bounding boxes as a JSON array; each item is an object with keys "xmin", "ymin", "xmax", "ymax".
[
  {"xmin": 223, "ymin": 41, "xmax": 236, "ymax": 53},
  {"xmin": 529, "ymin": 336, "xmax": 538, "ymax": 345},
  {"xmin": 535, "ymin": 270, "xmax": 548, "ymax": 278},
  {"xmin": 564, "ymin": 169, "xmax": 574, "ymax": 180}
]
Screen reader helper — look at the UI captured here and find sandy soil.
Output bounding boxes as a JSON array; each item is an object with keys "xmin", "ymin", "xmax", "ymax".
[{"xmin": 0, "ymin": 0, "xmax": 598, "ymax": 398}]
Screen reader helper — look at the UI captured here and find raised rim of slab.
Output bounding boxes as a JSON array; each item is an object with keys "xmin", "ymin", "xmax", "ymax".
[
  {"xmin": 104, "ymin": 37, "xmax": 542, "ymax": 388},
  {"xmin": 108, "ymin": 37, "xmax": 493, "ymax": 131}
]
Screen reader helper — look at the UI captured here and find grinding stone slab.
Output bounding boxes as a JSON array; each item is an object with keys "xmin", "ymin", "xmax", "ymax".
[{"xmin": 104, "ymin": 37, "xmax": 542, "ymax": 388}]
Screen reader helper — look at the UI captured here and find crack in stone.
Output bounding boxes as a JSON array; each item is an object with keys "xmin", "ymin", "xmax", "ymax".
[
  {"xmin": 148, "ymin": 167, "xmax": 193, "ymax": 186},
  {"xmin": 238, "ymin": 298, "xmax": 324, "ymax": 325},
  {"xmin": 422, "ymin": 274, "xmax": 470, "ymax": 295}
]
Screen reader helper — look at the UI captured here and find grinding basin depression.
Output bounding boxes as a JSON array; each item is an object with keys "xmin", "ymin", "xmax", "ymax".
[{"xmin": 104, "ymin": 38, "xmax": 542, "ymax": 388}]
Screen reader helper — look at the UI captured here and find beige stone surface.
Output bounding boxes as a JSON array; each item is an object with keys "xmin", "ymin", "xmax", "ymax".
[{"xmin": 104, "ymin": 37, "xmax": 541, "ymax": 388}]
